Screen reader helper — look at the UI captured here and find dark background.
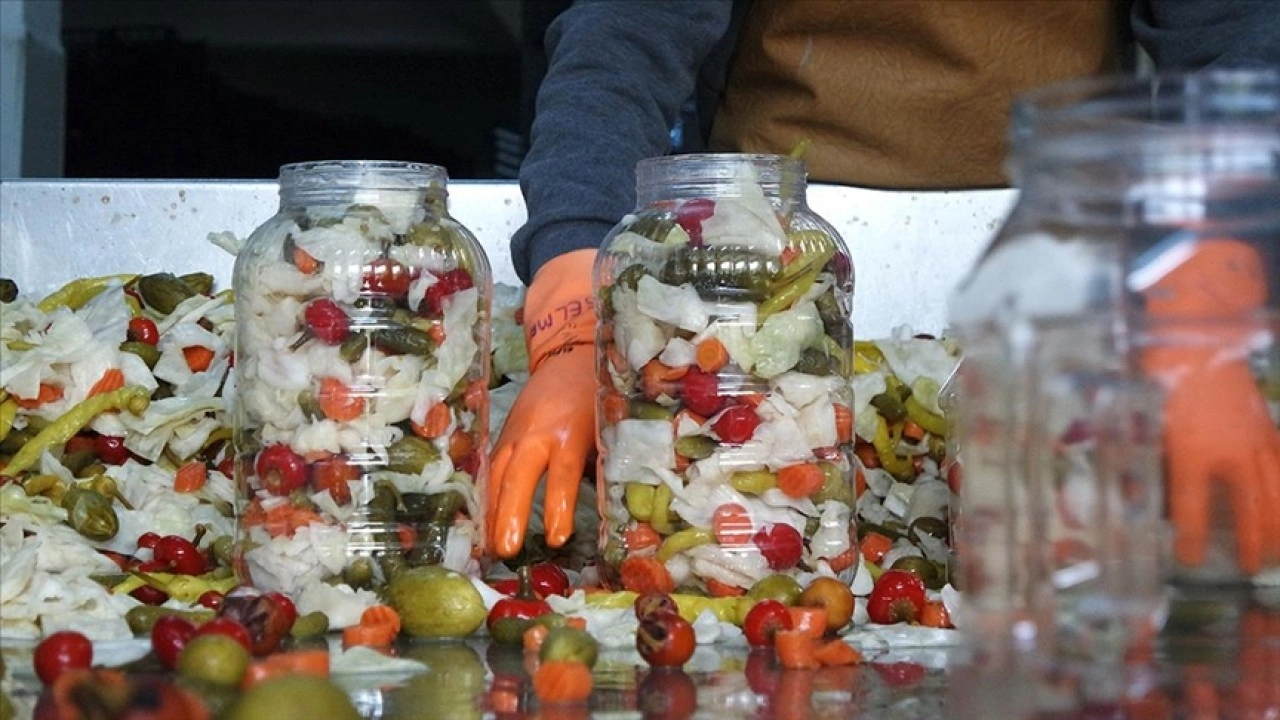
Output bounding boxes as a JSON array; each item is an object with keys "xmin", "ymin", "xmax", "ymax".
[{"xmin": 60, "ymin": 0, "xmax": 572, "ymax": 180}]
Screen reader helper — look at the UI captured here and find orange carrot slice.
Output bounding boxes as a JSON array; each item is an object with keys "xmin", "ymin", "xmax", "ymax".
[
  {"xmin": 317, "ymin": 377, "xmax": 365, "ymax": 422},
  {"xmin": 776, "ymin": 463, "xmax": 825, "ymax": 499},
  {"xmin": 183, "ymin": 346, "xmax": 215, "ymax": 373},
  {"xmin": 533, "ymin": 661, "xmax": 593, "ymax": 704},
  {"xmin": 173, "ymin": 461, "xmax": 207, "ymax": 493},
  {"xmin": 618, "ymin": 556, "xmax": 675, "ymax": 595},
  {"xmin": 695, "ymin": 337, "xmax": 729, "ymax": 373},
  {"xmin": 87, "ymin": 368, "xmax": 125, "ymax": 398},
  {"xmin": 787, "ymin": 607, "xmax": 828, "ymax": 640},
  {"xmin": 775, "ymin": 629, "xmax": 820, "ymax": 670},
  {"xmin": 813, "ymin": 639, "xmax": 862, "ymax": 666}
]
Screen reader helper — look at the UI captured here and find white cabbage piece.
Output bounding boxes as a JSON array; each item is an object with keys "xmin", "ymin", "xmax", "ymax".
[
  {"xmin": 1, "ymin": 311, "xmax": 106, "ymax": 399},
  {"xmin": 296, "ymin": 583, "xmax": 379, "ymax": 630},
  {"xmin": 659, "ymin": 337, "xmax": 697, "ymax": 368},
  {"xmin": 636, "ymin": 275, "xmax": 710, "ymax": 333},
  {"xmin": 773, "ymin": 372, "xmax": 845, "ymax": 409},
  {"xmin": 0, "ymin": 483, "xmax": 68, "ymax": 524},
  {"xmin": 601, "ymin": 419, "xmax": 675, "ymax": 486},
  {"xmin": 698, "ymin": 176, "xmax": 787, "ymax": 258},
  {"xmin": 852, "ymin": 370, "xmax": 888, "ymax": 442},
  {"xmin": 117, "ymin": 395, "xmax": 223, "ymax": 461},
  {"xmin": 75, "ymin": 280, "xmax": 131, "ymax": 347},
  {"xmin": 610, "ymin": 285, "xmax": 668, "ymax": 370},
  {"xmin": 243, "ymin": 523, "xmax": 349, "ymax": 594},
  {"xmin": 874, "ymin": 335, "xmax": 960, "ymax": 415},
  {"xmin": 809, "ymin": 501, "xmax": 853, "ymax": 561},
  {"xmin": 490, "ymin": 283, "xmax": 530, "ymax": 381}
]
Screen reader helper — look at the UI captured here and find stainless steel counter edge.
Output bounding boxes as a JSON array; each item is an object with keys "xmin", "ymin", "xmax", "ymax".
[{"xmin": 0, "ymin": 179, "xmax": 1016, "ymax": 338}]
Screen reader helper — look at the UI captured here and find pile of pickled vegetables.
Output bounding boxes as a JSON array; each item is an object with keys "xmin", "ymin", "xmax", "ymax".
[{"xmin": 0, "ymin": 257, "xmax": 959, "ymax": 645}]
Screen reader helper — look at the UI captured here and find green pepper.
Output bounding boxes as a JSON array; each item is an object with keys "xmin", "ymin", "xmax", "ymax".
[
  {"xmin": 119, "ymin": 341, "xmax": 161, "ymax": 369},
  {"xmin": 38, "ymin": 274, "xmax": 137, "ymax": 313},
  {"xmin": 729, "ymin": 470, "xmax": 777, "ymax": 495},
  {"xmin": 386, "ymin": 436, "xmax": 441, "ymax": 474},
  {"xmin": 178, "ymin": 272, "xmax": 214, "ymax": 296},
  {"xmin": 629, "ymin": 399, "xmax": 674, "ymax": 421},
  {"xmin": 674, "ymin": 435, "xmax": 717, "ymax": 460},
  {"xmin": 625, "ymin": 483, "xmax": 655, "ymax": 521},
  {"xmin": 62, "ymin": 487, "xmax": 119, "ymax": 541},
  {"xmin": 136, "ymin": 273, "xmax": 197, "ymax": 315},
  {"xmin": 759, "ymin": 264, "xmax": 821, "ymax": 319},
  {"xmin": 871, "ymin": 415, "xmax": 913, "ymax": 479},
  {"xmin": 372, "ymin": 325, "xmax": 435, "ymax": 356},
  {"xmin": 656, "ymin": 527, "xmax": 714, "ymax": 562},
  {"xmin": 4, "ymin": 386, "xmax": 150, "ymax": 475}
]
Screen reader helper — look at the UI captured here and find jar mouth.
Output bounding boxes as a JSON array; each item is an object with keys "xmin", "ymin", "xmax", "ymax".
[
  {"xmin": 1011, "ymin": 70, "xmax": 1280, "ymax": 149},
  {"xmin": 635, "ymin": 153, "xmax": 807, "ymax": 203},
  {"xmin": 279, "ymin": 160, "xmax": 448, "ymax": 191}
]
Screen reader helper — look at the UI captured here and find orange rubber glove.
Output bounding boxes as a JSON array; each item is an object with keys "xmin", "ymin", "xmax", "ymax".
[
  {"xmin": 1136, "ymin": 238, "xmax": 1280, "ymax": 576},
  {"xmin": 488, "ymin": 250, "xmax": 598, "ymax": 558}
]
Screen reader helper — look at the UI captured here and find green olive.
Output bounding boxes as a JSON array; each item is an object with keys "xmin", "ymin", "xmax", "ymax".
[
  {"xmin": 119, "ymin": 340, "xmax": 161, "ymax": 368},
  {"xmin": 289, "ymin": 611, "xmax": 331, "ymax": 640},
  {"xmin": 343, "ymin": 556, "xmax": 377, "ymax": 589},
  {"xmin": 747, "ymin": 575, "xmax": 804, "ymax": 605}
]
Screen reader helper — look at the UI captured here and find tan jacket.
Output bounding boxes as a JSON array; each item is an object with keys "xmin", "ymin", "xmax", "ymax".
[{"xmin": 710, "ymin": 0, "xmax": 1123, "ymax": 189}]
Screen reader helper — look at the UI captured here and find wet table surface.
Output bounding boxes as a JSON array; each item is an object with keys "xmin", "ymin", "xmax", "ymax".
[{"xmin": 3, "ymin": 585, "xmax": 1276, "ymax": 720}]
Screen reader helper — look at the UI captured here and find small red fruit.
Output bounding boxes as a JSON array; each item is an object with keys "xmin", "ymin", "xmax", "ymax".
[
  {"xmin": 127, "ymin": 316, "xmax": 160, "ymax": 345},
  {"xmin": 742, "ymin": 599, "xmax": 794, "ymax": 647},
  {"xmin": 866, "ymin": 569, "xmax": 927, "ymax": 625},
  {"xmin": 752, "ymin": 524, "xmax": 804, "ymax": 570},
  {"xmin": 711, "ymin": 404, "xmax": 760, "ymax": 444},
  {"xmin": 151, "ymin": 615, "xmax": 197, "ymax": 670},
  {"xmin": 636, "ymin": 612, "xmax": 696, "ymax": 668},
  {"xmin": 303, "ymin": 298, "xmax": 350, "ymax": 345},
  {"xmin": 33, "ymin": 631, "xmax": 93, "ymax": 685},
  {"xmin": 254, "ymin": 444, "xmax": 308, "ymax": 496}
]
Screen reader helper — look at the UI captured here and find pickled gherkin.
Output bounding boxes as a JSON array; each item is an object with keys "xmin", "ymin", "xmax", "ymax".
[
  {"xmin": 595, "ymin": 154, "xmax": 856, "ymax": 598},
  {"xmin": 659, "ymin": 246, "xmax": 780, "ymax": 301}
]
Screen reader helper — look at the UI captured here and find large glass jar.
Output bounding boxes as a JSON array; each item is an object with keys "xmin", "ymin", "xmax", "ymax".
[
  {"xmin": 593, "ymin": 154, "xmax": 857, "ymax": 596},
  {"xmin": 948, "ymin": 71, "xmax": 1280, "ymax": 669},
  {"xmin": 232, "ymin": 161, "xmax": 492, "ymax": 604}
]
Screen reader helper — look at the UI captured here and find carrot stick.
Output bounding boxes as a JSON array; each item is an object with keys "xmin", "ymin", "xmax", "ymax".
[
  {"xmin": 618, "ymin": 556, "xmax": 675, "ymax": 594},
  {"xmin": 173, "ymin": 461, "xmax": 207, "ymax": 493},
  {"xmin": 317, "ymin": 377, "xmax": 365, "ymax": 422},
  {"xmin": 833, "ymin": 403, "xmax": 853, "ymax": 444},
  {"xmin": 87, "ymin": 368, "xmax": 125, "ymax": 398},
  {"xmin": 183, "ymin": 346, "xmax": 215, "ymax": 373},
  {"xmin": 342, "ymin": 622, "xmax": 396, "ymax": 649},
  {"xmin": 860, "ymin": 532, "xmax": 894, "ymax": 566},
  {"xmin": 776, "ymin": 463, "xmax": 825, "ymax": 499},
  {"xmin": 774, "ymin": 630, "xmax": 820, "ymax": 669},
  {"xmin": 787, "ymin": 607, "xmax": 828, "ymax": 640},
  {"xmin": 412, "ymin": 402, "xmax": 451, "ymax": 439},
  {"xmin": 695, "ymin": 338, "xmax": 729, "ymax": 373},
  {"xmin": 292, "ymin": 247, "xmax": 320, "ymax": 275}
]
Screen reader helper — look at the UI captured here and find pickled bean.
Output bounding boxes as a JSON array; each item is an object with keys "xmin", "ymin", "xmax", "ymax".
[
  {"xmin": 729, "ymin": 470, "xmax": 777, "ymax": 495},
  {"xmin": 625, "ymin": 483, "xmax": 655, "ymax": 521},
  {"xmin": 4, "ymin": 386, "xmax": 150, "ymax": 476},
  {"xmin": 657, "ymin": 527, "xmax": 715, "ymax": 562}
]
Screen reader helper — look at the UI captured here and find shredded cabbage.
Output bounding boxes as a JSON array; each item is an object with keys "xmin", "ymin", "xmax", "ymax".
[{"xmin": 749, "ymin": 301, "xmax": 823, "ymax": 378}]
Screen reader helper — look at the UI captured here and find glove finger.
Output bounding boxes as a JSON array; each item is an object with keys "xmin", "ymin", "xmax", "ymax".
[
  {"xmin": 543, "ymin": 450, "xmax": 587, "ymax": 549},
  {"xmin": 1226, "ymin": 453, "xmax": 1263, "ymax": 575},
  {"xmin": 492, "ymin": 441, "xmax": 551, "ymax": 559},
  {"xmin": 1256, "ymin": 442, "xmax": 1280, "ymax": 565},
  {"xmin": 1166, "ymin": 439, "xmax": 1211, "ymax": 569},
  {"xmin": 488, "ymin": 443, "xmax": 515, "ymax": 541}
]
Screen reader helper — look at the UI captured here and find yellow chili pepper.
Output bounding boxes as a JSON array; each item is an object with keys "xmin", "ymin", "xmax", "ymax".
[
  {"xmin": 625, "ymin": 483, "xmax": 655, "ymax": 522},
  {"xmin": 649, "ymin": 483, "xmax": 676, "ymax": 535},
  {"xmin": 583, "ymin": 590, "xmax": 745, "ymax": 625},
  {"xmin": 0, "ymin": 399, "xmax": 17, "ymax": 443},
  {"xmin": 37, "ymin": 274, "xmax": 137, "ymax": 313},
  {"xmin": 656, "ymin": 527, "xmax": 714, "ymax": 562},
  {"xmin": 759, "ymin": 265, "xmax": 821, "ymax": 318},
  {"xmin": 729, "ymin": 470, "xmax": 777, "ymax": 495},
  {"xmin": 113, "ymin": 571, "xmax": 238, "ymax": 603},
  {"xmin": 4, "ymin": 386, "xmax": 150, "ymax": 475},
  {"xmin": 21, "ymin": 473, "xmax": 64, "ymax": 497},
  {"xmin": 872, "ymin": 415, "xmax": 914, "ymax": 479},
  {"xmin": 905, "ymin": 395, "xmax": 948, "ymax": 438}
]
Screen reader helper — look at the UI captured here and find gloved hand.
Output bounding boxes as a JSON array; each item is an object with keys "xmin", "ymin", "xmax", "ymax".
[
  {"xmin": 488, "ymin": 250, "xmax": 598, "ymax": 558},
  {"xmin": 1136, "ymin": 237, "xmax": 1280, "ymax": 576}
]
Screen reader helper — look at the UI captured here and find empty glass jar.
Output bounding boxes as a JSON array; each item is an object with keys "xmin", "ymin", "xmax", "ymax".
[
  {"xmin": 593, "ymin": 153, "xmax": 857, "ymax": 596},
  {"xmin": 949, "ymin": 71, "xmax": 1280, "ymax": 669},
  {"xmin": 232, "ymin": 161, "xmax": 492, "ymax": 603}
]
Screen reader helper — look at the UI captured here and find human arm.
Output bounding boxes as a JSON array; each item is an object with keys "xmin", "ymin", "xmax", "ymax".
[
  {"xmin": 1132, "ymin": 0, "xmax": 1280, "ymax": 69},
  {"xmin": 510, "ymin": 0, "xmax": 734, "ymax": 285}
]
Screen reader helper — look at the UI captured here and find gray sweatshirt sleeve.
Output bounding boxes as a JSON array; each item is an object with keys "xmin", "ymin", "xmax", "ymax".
[
  {"xmin": 1132, "ymin": 0, "xmax": 1280, "ymax": 69},
  {"xmin": 510, "ymin": 0, "xmax": 734, "ymax": 286}
]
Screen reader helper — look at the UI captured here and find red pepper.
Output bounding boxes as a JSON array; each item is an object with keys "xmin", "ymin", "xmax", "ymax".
[
  {"xmin": 486, "ymin": 566, "xmax": 554, "ymax": 633},
  {"xmin": 255, "ymin": 444, "xmax": 308, "ymax": 496},
  {"xmin": 528, "ymin": 562, "xmax": 571, "ymax": 598},
  {"xmin": 152, "ymin": 535, "xmax": 207, "ymax": 576}
]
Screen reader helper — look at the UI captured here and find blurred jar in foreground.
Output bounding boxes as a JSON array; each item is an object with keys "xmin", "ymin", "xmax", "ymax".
[
  {"xmin": 593, "ymin": 153, "xmax": 857, "ymax": 596},
  {"xmin": 232, "ymin": 161, "xmax": 492, "ymax": 603},
  {"xmin": 948, "ymin": 70, "xmax": 1279, "ymax": 668}
]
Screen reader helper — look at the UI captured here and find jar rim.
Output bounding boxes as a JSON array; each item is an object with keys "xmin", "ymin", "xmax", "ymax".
[
  {"xmin": 278, "ymin": 160, "xmax": 448, "ymax": 188},
  {"xmin": 637, "ymin": 153, "xmax": 805, "ymax": 175},
  {"xmin": 1012, "ymin": 70, "xmax": 1280, "ymax": 144}
]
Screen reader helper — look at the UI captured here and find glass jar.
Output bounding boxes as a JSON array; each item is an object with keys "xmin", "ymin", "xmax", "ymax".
[
  {"xmin": 231, "ymin": 161, "xmax": 492, "ymax": 602},
  {"xmin": 948, "ymin": 71, "xmax": 1280, "ymax": 663},
  {"xmin": 593, "ymin": 153, "xmax": 857, "ymax": 596}
]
